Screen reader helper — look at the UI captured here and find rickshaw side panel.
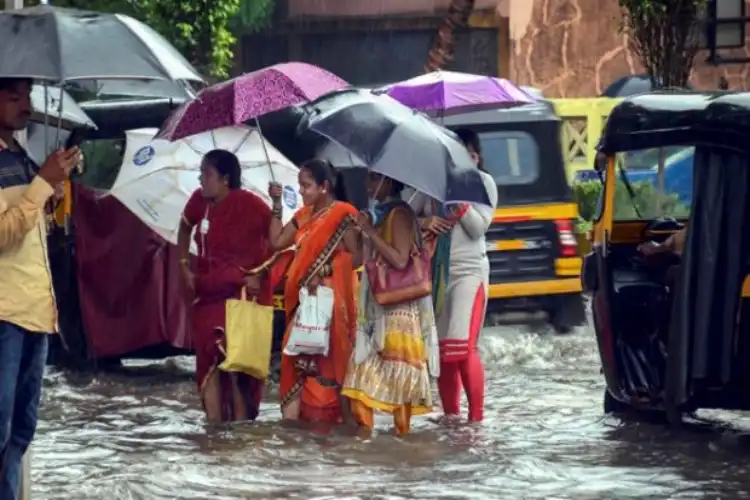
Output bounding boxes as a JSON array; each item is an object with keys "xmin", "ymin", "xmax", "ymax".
[{"xmin": 593, "ymin": 90, "xmax": 750, "ymax": 415}]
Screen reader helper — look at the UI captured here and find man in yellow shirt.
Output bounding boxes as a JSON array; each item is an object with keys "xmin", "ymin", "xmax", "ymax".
[{"xmin": 0, "ymin": 78, "xmax": 80, "ymax": 500}]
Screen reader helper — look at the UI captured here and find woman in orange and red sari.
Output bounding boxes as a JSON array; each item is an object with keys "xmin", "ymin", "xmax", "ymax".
[
  {"xmin": 178, "ymin": 149, "xmax": 272, "ymax": 423},
  {"xmin": 268, "ymin": 159, "xmax": 360, "ymax": 424}
]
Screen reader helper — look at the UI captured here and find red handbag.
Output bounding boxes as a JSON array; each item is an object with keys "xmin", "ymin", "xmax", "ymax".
[{"xmin": 365, "ymin": 240, "xmax": 433, "ymax": 307}]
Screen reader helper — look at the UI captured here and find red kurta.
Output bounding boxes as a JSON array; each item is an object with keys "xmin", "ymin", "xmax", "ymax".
[{"xmin": 183, "ymin": 188, "xmax": 273, "ymax": 421}]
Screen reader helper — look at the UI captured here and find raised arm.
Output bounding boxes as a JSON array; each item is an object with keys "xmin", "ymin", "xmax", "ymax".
[
  {"xmin": 343, "ymin": 225, "xmax": 362, "ymax": 268},
  {"xmin": 269, "ymin": 217, "xmax": 297, "ymax": 252},
  {"xmin": 0, "ymin": 148, "xmax": 79, "ymax": 250}
]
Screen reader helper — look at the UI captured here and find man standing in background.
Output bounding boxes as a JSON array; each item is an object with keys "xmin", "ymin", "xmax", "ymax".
[{"xmin": 0, "ymin": 77, "xmax": 81, "ymax": 500}]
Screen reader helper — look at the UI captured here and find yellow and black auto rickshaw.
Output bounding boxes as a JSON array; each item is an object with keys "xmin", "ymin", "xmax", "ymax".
[
  {"xmin": 583, "ymin": 90, "xmax": 750, "ymax": 422},
  {"xmin": 443, "ymin": 101, "xmax": 585, "ymax": 333}
]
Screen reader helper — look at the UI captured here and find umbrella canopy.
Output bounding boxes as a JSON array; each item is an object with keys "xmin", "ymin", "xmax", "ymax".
[
  {"xmin": 30, "ymin": 84, "xmax": 96, "ymax": 130},
  {"xmin": 156, "ymin": 62, "xmax": 349, "ymax": 141},
  {"xmin": 601, "ymin": 74, "xmax": 693, "ymax": 98},
  {"xmin": 66, "ymin": 79, "xmax": 200, "ymax": 101},
  {"xmin": 300, "ymin": 88, "xmax": 492, "ymax": 207},
  {"xmin": 383, "ymin": 70, "xmax": 536, "ymax": 115},
  {"xmin": 0, "ymin": 6, "xmax": 202, "ymax": 82},
  {"xmin": 109, "ymin": 126, "xmax": 301, "ymax": 250}
]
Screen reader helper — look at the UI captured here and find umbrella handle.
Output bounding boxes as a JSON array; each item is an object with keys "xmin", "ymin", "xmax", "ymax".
[
  {"xmin": 43, "ymin": 84, "xmax": 49, "ymax": 155},
  {"xmin": 55, "ymin": 86, "xmax": 64, "ymax": 148},
  {"xmin": 254, "ymin": 117, "xmax": 276, "ymax": 183}
]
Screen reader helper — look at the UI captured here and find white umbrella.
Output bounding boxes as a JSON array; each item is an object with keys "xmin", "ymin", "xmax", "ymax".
[{"xmin": 109, "ymin": 126, "xmax": 301, "ymax": 253}]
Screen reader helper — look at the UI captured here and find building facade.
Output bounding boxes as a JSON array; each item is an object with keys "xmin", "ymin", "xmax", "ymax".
[
  {"xmin": 236, "ymin": 0, "xmax": 750, "ymax": 97},
  {"xmin": 503, "ymin": 0, "xmax": 750, "ymax": 96}
]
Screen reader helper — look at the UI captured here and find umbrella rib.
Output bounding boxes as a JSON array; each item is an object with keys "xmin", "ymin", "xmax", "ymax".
[
  {"xmin": 110, "ymin": 161, "xmax": 287, "ymax": 193},
  {"xmin": 109, "ymin": 165, "xmax": 198, "ymax": 192}
]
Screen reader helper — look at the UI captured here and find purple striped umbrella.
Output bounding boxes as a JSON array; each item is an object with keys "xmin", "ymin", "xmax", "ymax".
[{"xmin": 383, "ymin": 70, "xmax": 536, "ymax": 116}]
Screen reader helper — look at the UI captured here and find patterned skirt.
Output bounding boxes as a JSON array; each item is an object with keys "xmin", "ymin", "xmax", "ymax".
[{"xmin": 342, "ymin": 301, "xmax": 432, "ymax": 415}]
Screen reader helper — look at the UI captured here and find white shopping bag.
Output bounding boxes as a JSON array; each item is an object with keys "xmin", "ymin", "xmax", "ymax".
[{"xmin": 283, "ymin": 285, "xmax": 334, "ymax": 356}]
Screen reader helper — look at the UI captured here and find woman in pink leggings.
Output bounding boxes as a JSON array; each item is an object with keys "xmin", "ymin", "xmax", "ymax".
[{"xmin": 405, "ymin": 128, "xmax": 498, "ymax": 422}]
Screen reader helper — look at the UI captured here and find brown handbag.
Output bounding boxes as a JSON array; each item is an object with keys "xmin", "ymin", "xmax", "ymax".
[{"xmin": 365, "ymin": 230, "xmax": 433, "ymax": 307}]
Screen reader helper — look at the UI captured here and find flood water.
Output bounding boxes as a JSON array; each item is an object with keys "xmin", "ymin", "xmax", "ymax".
[{"xmin": 32, "ymin": 321, "xmax": 750, "ymax": 500}]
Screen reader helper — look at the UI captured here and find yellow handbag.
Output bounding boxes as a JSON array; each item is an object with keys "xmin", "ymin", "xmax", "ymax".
[{"xmin": 219, "ymin": 287, "xmax": 274, "ymax": 380}]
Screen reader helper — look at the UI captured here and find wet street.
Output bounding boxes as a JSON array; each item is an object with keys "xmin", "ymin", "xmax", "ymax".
[{"xmin": 32, "ymin": 322, "xmax": 750, "ymax": 500}]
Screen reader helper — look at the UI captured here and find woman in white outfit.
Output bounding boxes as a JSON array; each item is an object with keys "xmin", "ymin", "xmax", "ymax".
[{"xmin": 404, "ymin": 128, "xmax": 498, "ymax": 422}]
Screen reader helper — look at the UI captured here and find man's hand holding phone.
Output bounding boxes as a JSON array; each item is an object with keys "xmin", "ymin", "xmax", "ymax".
[{"xmin": 38, "ymin": 147, "xmax": 81, "ymax": 186}]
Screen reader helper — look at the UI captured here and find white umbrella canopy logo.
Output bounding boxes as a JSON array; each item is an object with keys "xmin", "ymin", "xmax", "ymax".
[{"xmin": 109, "ymin": 126, "xmax": 301, "ymax": 253}]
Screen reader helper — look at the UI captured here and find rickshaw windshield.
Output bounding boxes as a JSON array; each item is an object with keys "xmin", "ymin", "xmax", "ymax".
[
  {"xmin": 607, "ymin": 146, "xmax": 694, "ymax": 221},
  {"xmin": 478, "ymin": 129, "xmax": 571, "ymax": 206}
]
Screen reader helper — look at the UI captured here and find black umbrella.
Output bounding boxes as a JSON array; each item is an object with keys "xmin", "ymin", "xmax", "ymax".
[
  {"xmin": 0, "ymin": 6, "xmax": 202, "ymax": 82},
  {"xmin": 299, "ymin": 88, "xmax": 492, "ymax": 207},
  {"xmin": 602, "ymin": 74, "xmax": 693, "ymax": 98}
]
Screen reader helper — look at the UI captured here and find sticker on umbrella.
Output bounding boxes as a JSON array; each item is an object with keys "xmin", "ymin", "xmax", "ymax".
[
  {"xmin": 133, "ymin": 146, "xmax": 155, "ymax": 166},
  {"xmin": 283, "ymin": 185, "xmax": 297, "ymax": 209}
]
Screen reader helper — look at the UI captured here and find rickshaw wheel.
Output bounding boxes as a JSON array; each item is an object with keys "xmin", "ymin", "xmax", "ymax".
[
  {"xmin": 603, "ymin": 390, "xmax": 630, "ymax": 413},
  {"xmin": 548, "ymin": 308, "xmax": 574, "ymax": 334},
  {"xmin": 603, "ymin": 390, "xmax": 670, "ymax": 423}
]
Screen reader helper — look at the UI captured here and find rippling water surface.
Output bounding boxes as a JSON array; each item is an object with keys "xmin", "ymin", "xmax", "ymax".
[{"xmin": 33, "ymin": 322, "xmax": 750, "ymax": 499}]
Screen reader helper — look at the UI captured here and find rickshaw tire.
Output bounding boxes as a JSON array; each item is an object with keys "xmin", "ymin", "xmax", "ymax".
[{"xmin": 603, "ymin": 389, "xmax": 630, "ymax": 414}]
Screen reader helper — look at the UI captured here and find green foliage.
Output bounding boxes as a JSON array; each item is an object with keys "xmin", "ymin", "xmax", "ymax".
[
  {"xmin": 30, "ymin": 0, "xmax": 247, "ymax": 79},
  {"xmin": 572, "ymin": 178, "xmax": 690, "ymax": 225},
  {"xmin": 618, "ymin": 0, "xmax": 708, "ymax": 88},
  {"xmin": 232, "ymin": 0, "xmax": 274, "ymax": 33}
]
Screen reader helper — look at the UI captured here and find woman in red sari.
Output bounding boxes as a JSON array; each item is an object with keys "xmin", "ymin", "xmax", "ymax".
[
  {"xmin": 178, "ymin": 149, "xmax": 272, "ymax": 423},
  {"xmin": 268, "ymin": 159, "xmax": 360, "ymax": 424}
]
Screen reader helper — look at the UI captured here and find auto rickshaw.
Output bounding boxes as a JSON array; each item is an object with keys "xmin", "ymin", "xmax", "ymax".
[
  {"xmin": 583, "ymin": 90, "xmax": 750, "ymax": 422},
  {"xmin": 442, "ymin": 101, "xmax": 586, "ymax": 333}
]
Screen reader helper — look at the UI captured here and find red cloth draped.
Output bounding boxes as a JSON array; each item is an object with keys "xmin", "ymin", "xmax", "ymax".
[
  {"xmin": 182, "ymin": 189, "xmax": 273, "ymax": 376},
  {"xmin": 73, "ymin": 186, "xmax": 191, "ymax": 358}
]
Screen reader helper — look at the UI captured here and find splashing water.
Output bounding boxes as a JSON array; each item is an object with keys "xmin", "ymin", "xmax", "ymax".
[{"xmin": 32, "ymin": 324, "xmax": 750, "ymax": 499}]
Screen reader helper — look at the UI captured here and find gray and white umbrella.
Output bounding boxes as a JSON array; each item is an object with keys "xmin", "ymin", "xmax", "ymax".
[
  {"xmin": 300, "ymin": 88, "xmax": 492, "ymax": 207},
  {"xmin": 0, "ymin": 5, "xmax": 203, "ymax": 83}
]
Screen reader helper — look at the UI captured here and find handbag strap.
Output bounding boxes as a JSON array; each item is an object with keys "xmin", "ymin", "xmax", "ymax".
[{"xmin": 382, "ymin": 204, "xmax": 424, "ymax": 256}]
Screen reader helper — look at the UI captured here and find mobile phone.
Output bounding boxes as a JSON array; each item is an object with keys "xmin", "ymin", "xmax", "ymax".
[
  {"xmin": 64, "ymin": 128, "xmax": 87, "ymax": 175},
  {"xmin": 65, "ymin": 127, "xmax": 87, "ymax": 150}
]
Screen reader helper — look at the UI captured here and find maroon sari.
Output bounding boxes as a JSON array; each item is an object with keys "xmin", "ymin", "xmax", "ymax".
[{"xmin": 183, "ymin": 188, "xmax": 272, "ymax": 421}]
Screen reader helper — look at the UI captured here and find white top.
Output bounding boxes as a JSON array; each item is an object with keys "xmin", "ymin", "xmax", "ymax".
[{"xmin": 403, "ymin": 171, "xmax": 498, "ymax": 275}]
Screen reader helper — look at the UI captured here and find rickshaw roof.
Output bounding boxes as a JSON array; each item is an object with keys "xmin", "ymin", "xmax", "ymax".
[
  {"xmin": 598, "ymin": 90, "xmax": 750, "ymax": 154},
  {"xmin": 79, "ymin": 97, "xmax": 185, "ymax": 138}
]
